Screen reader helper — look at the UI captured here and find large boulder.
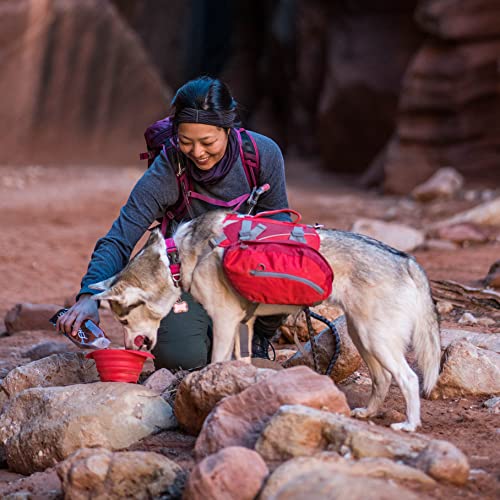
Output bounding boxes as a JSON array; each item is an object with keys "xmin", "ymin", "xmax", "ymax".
[
  {"xmin": 431, "ymin": 340, "xmax": 500, "ymax": 399},
  {"xmin": 0, "ymin": 383, "xmax": 176, "ymax": 474},
  {"xmin": 255, "ymin": 404, "xmax": 469, "ymax": 485},
  {"xmin": 184, "ymin": 446, "xmax": 268, "ymax": 500},
  {"xmin": 440, "ymin": 329, "xmax": 500, "ymax": 353},
  {"xmin": 0, "ymin": 352, "xmax": 99, "ymax": 399},
  {"xmin": 57, "ymin": 448, "xmax": 184, "ymax": 500},
  {"xmin": 261, "ymin": 464, "xmax": 420, "ymax": 500},
  {"xmin": 194, "ymin": 366, "xmax": 350, "ymax": 459},
  {"xmin": 0, "ymin": 0, "xmax": 169, "ymax": 165},
  {"xmin": 175, "ymin": 361, "xmax": 274, "ymax": 435},
  {"xmin": 259, "ymin": 454, "xmax": 435, "ymax": 499}
]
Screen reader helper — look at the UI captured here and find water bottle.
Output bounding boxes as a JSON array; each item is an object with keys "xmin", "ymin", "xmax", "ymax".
[{"xmin": 49, "ymin": 308, "xmax": 111, "ymax": 349}]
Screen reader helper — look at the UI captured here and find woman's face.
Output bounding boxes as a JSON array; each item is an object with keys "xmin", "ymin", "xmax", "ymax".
[{"xmin": 177, "ymin": 123, "xmax": 229, "ymax": 170}]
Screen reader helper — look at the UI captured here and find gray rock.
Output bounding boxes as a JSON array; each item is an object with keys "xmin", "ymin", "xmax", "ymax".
[
  {"xmin": 261, "ymin": 468, "xmax": 419, "ymax": 500},
  {"xmin": 57, "ymin": 447, "xmax": 184, "ymax": 500},
  {"xmin": 411, "ymin": 167, "xmax": 464, "ymax": 202},
  {"xmin": 259, "ymin": 454, "xmax": 435, "ymax": 500},
  {"xmin": 483, "ymin": 396, "xmax": 500, "ymax": 414},
  {"xmin": 255, "ymin": 404, "xmax": 469, "ymax": 485},
  {"xmin": 0, "ymin": 352, "xmax": 99, "ymax": 399},
  {"xmin": 0, "ymin": 383, "xmax": 176, "ymax": 474},
  {"xmin": 431, "ymin": 340, "xmax": 500, "ymax": 399},
  {"xmin": 351, "ymin": 218, "xmax": 425, "ymax": 252},
  {"xmin": 22, "ymin": 341, "xmax": 74, "ymax": 361},
  {"xmin": 142, "ymin": 368, "xmax": 176, "ymax": 393},
  {"xmin": 440, "ymin": 329, "xmax": 500, "ymax": 353}
]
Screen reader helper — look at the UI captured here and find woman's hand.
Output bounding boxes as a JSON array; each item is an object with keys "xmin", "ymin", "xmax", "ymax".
[{"xmin": 57, "ymin": 294, "xmax": 100, "ymax": 337}]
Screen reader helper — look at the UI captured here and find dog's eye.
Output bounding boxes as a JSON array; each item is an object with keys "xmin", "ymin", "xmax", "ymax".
[{"xmin": 119, "ymin": 319, "xmax": 129, "ymax": 326}]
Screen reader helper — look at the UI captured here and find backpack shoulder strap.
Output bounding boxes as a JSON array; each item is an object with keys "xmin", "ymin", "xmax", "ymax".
[{"xmin": 235, "ymin": 128, "xmax": 260, "ymax": 189}]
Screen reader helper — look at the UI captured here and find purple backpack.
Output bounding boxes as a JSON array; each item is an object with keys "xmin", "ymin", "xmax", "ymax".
[{"xmin": 140, "ymin": 116, "xmax": 261, "ymax": 233}]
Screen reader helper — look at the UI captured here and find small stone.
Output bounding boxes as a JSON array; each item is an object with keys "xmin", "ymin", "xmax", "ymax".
[
  {"xmin": 458, "ymin": 312, "xmax": 478, "ymax": 325},
  {"xmin": 436, "ymin": 301, "xmax": 454, "ymax": 315},
  {"xmin": 483, "ymin": 397, "xmax": 500, "ymax": 414},
  {"xmin": 142, "ymin": 368, "xmax": 176, "ymax": 393},
  {"xmin": 351, "ymin": 218, "xmax": 425, "ymax": 252},
  {"xmin": 476, "ymin": 317, "xmax": 496, "ymax": 327},
  {"xmin": 411, "ymin": 167, "xmax": 464, "ymax": 202}
]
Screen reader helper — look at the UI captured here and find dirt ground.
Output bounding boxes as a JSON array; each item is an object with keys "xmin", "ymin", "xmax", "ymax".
[{"xmin": 0, "ymin": 161, "xmax": 499, "ymax": 498}]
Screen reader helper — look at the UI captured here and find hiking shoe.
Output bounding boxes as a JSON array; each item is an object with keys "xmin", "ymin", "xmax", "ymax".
[{"xmin": 251, "ymin": 335, "xmax": 276, "ymax": 361}]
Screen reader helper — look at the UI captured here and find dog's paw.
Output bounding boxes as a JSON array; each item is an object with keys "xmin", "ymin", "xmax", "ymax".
[
  {"xmin": 351, "ymin": 407, "xmax": 371, "ymax": 419},
  {"xmin": 390, "ymin": 421, "xmax": 419, "ymax": 432}
]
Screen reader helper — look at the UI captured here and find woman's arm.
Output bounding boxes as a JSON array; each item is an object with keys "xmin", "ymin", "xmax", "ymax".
[
  {"xmin": 78, "ymin": 153, "xmax": 180, "ymax": 297},
  {"xmin": 59, "ymin": 153, "xmax": 179, "ymax": 336}
]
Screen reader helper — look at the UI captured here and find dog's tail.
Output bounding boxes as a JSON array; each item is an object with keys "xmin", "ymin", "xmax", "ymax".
[{"xmin": 408, "ymin": 259, "xmax": 441, "ymax": 396}]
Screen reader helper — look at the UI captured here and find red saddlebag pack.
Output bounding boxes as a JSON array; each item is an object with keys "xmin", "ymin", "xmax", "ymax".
[{"xmin": 214, "ymin": 210, "xmax": 333, "ymax": 306}]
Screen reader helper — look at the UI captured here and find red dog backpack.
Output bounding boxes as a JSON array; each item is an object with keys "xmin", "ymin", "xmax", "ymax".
[{"xmin": 215, "ymin": 210, "xmax": 333, "ymax": 306}]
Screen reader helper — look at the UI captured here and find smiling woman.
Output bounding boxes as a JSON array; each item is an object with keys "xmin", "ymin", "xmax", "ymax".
[
  {"xmin": 177, "ymin": 123, "xmax": 229, "ymax": 170},
  {"xmin": 57, "ymin": 76, "xmax": 290, "ymax": 371}
]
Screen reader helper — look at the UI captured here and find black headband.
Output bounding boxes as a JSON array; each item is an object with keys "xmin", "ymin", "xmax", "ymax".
[{"xmin": 175, "ymin": 108, "xmax": 236, "ymax": 128}]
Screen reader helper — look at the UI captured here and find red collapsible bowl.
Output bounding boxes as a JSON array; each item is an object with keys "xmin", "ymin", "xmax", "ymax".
[{"xmin": 86, "ymin": 349, "xmax": 155, "ymax": 383}]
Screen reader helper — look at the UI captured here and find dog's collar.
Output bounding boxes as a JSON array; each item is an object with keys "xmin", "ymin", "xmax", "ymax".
[{"xmin": 165, "ymin": 237, "xmax": 182, "ymax": 288}]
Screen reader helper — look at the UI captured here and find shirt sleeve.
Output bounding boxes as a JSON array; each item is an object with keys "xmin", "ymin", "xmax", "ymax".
[{"xmin": 78, "ymin": 151, "xmax": 179, "ymax": 298}]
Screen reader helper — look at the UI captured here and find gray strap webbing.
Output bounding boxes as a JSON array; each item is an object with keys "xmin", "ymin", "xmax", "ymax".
[
  {"xmin": 290, "ymin": 226, "xmax": 307, "ymax": 243},
  {"xmin": 239, "ymin": 219, "xmax": 253, "ymax": 240},
  {"xmin": 248, "ymin": 223, "xmax": 267, "ymax": 240},
  {"xmin": 209, "ymin": 234, "xmax": 226, "ymax": 248}
]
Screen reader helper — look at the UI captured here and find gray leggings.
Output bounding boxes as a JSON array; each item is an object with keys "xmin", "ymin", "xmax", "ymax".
[{"xmin": 151, "ymin": 292, "xmax": 285, "ymax": 370}]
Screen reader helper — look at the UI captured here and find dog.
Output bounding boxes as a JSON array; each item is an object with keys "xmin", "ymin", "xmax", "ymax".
[{"xmin": 90, "ymin": 210, "xmax": 441, "ymax": 432}]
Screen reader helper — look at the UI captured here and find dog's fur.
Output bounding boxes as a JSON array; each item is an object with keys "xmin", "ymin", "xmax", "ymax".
[{"xmin": 91, "ymin": 210, "xmax": 441, "ymax": 431}]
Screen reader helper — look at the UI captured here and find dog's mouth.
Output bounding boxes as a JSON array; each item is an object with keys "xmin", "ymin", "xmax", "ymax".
[{"xmin": 133, "ymin": 335, "xmax": 152, "ymax": 351}]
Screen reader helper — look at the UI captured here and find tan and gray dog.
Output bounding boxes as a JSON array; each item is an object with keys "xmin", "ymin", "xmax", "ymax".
[{"xmin": 91, "ymin": 210, "xmax": 441, "ymax": 432}]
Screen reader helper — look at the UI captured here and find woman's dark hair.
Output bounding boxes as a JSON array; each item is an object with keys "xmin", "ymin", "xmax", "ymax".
[{"xmin": 171, "ymin": 76, "xmax": 241, "ymax": 128}]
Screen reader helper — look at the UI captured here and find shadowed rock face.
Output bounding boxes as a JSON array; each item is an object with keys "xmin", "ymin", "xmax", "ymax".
[
  {"xmin": 383, "ymin": 0, "xmax": 500, "ymax": 193},
  {"xmin": 0, "ymin": 0, "xmax": 169, "ymax": 165}
]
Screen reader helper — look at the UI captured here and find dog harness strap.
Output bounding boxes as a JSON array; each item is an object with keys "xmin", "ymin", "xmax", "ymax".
[
  {"xmin": 165, "ymin": 237, "xmax": 182, "ymax": 288},
  {"xmin": 187, "ymin": 191, "xmax": 250, "ymax": 211}
]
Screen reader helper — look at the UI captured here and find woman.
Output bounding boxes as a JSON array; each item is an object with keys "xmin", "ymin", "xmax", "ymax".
[{"xmin": 57, "ymin": 76, "xmax": 289, "ymax": 370}]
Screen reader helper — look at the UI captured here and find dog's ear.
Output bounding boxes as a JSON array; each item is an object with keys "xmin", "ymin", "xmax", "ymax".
[
  {"xmin": 89, "ymin": 275, "xmax": 118, "ymax": 292},
  {"xmin": 147, "ymin": 228, "xmax": 165, "ymax": 249},
  {"xmin": 92, "ymin": 282, "xmax": 149, "ymax": 306}
]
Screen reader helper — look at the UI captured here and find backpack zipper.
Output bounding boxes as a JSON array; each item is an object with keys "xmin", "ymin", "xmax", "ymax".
[{"xmin": 249, "ymin": 270, "xmax": 325, "ymax": 294}]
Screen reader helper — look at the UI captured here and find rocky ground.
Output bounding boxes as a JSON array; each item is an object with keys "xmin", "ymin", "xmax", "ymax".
[{"xmin": 0, "ymin": 161, "xmax": 499, "ymax": 499}]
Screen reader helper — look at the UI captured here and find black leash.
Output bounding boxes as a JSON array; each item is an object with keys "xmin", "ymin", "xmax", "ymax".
[{"xmin": 304, "ymin": 308, "xmax": 341, "ymax": 376}]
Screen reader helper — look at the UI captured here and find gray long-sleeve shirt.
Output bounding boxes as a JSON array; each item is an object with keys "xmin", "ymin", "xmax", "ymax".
[{"xmin": 79, "ymin": 130, "xmax": 289, "ymax": 297}]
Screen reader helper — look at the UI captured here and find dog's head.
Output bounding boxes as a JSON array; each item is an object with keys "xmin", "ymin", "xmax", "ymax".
[{"xmin": 90, "ymin": 229, "xmax": 182, "ymax": 351}]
